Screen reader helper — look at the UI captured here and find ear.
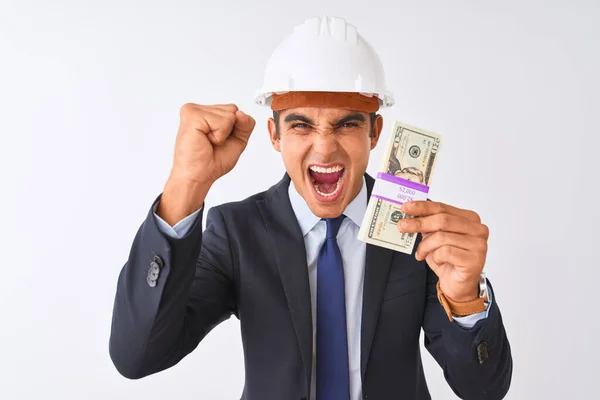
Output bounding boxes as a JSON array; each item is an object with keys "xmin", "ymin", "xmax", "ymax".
[
  {"xmin": 267, "ymin": 118, "xmax": 281, "ymax": 152},
  {"xmin": 370, "ymin": 114, "xmax": 384, "ymax": 150}
]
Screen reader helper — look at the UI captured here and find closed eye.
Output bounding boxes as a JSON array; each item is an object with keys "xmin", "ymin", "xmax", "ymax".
[{"xmin": 292, "ymin": 123, "xmax": 310, "ymax": 129}]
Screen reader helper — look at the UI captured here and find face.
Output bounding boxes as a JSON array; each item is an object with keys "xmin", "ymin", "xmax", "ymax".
[
  {"xmin": 394, "ymin": 167, "xmax": 424, "ymax": 184},
  {"xmin": 268, "ymin": 107, "xmax": 383, "ymax": 218}
]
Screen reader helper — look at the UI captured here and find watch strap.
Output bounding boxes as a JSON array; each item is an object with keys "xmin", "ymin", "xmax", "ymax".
[{"xmin": 436, "ymin": 280, "xmax": 488, "ymax": 322}]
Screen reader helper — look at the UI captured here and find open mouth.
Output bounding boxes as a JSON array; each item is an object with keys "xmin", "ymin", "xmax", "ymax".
[{"xmin": 308, "ymin": 164, "xmax": 345, "ymax": 201}]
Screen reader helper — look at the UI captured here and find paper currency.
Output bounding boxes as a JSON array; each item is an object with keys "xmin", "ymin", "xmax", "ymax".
[{"xmin": 358, "ymin": 121, "xmax": 443, "ymax": 254}]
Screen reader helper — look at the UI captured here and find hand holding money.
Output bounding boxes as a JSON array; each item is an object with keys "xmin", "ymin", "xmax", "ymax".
[
  {"xmin": 358, "ymin": 120, "xmax": 489, "ymax": 302},
  {"xmin": 399, "ymin": 200, "xmax": 489, "ymax": 302}
]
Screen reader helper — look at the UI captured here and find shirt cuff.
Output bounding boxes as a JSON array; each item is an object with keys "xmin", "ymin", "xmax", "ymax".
[
  {"xmin": 452, "ymin": 279, "xmax": 493, "ymax": 329},
  {"xmin": 152, "ymin": 201, "xmax": 203, "ymax": 239}
]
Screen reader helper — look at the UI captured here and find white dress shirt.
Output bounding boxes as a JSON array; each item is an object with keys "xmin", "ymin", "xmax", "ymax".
[
  {"xmin": 153, "ymin": 177, "xmax": 490, "ymax": 400},
  {"xmin": 287, "ymin": 178, "xmax": 368, "ymax": 400}
]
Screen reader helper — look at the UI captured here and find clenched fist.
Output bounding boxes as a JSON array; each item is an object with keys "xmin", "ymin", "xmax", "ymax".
[
  {"xmin": 158, "ymin": 103, "xmax": 256, "ymax": 225},
  {"xmin": 172, "ymin": 103, "xmax": 256, "ymax": 185}
]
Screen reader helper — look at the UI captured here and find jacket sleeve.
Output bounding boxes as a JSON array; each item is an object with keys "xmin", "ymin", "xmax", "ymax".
[
  {"xmin": 108, "ymin": 195, "xmax": 237, "ymax": 379},
  {"xmin": 422, "ymin": 266, "xmax": 513, "ymax": 399}
]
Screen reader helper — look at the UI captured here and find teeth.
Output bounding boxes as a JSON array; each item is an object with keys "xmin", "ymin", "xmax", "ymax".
[
  {"xmin": 314, "ymin": 179, "xmax": 342, "ymax": 197},
  {"xmin": 309, "ymin": 165, "xmax": 344, "ymax": 174}
]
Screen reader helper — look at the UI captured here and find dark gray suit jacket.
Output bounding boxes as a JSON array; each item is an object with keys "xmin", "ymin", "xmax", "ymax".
[{"xmin": 109, "ymin": 173, "xmax": 512, "ymax": 399}]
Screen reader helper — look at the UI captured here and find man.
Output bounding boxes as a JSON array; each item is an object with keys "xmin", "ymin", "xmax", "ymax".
[{"xmin": 109, "ymin": 16, "xmax": 512, "ymax": 399}]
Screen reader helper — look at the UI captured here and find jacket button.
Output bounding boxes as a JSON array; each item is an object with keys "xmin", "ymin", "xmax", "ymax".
[
  {"xmin": 147, "ymin": 275, "xmax": 157, "ymax": 287},
  {"xmin": 148, "ymin": 269, "xmax": 159, "ymax": 280},
  {"xmin": 150, "ymin": 261, "xmax": 160, "ymax": 275},
  {"xmin": 153, "ymin": 255, "xmax": 164, "ymax": 268},
  {"xmin": 477, "ymin": 341, "xmax": 489, "ymax": 364},
  {"xmin": 148, "ymin": 260, "xmax": 161, "ymax": 281}
]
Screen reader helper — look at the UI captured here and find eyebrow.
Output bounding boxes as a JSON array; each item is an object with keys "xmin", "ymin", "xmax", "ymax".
[
  {"xmin": 283, "ymin": 114, "xmax": 315, "ymax": 124},
  {"xmin": 333, "ymin": 113, "xmax": 366, "ymax": 125},
  {"xmin": 283, "ymin": 113, "xmax": 366, "ymax": 126}
]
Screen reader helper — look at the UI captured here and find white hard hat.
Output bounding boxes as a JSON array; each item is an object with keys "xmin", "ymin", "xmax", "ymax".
[{"xmin": 254, "ymin": 16, "xmax": 394, "ymax": 108}]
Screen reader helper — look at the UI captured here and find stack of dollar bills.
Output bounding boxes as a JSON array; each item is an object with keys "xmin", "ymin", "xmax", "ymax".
[{"xmin": 358, "ymin": 121, "xmax": 443, "ymax": 254}]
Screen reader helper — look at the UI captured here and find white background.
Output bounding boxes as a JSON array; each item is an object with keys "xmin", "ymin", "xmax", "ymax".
[{"xmin": 1, "ymin": 0, "xmax": 599, "ymax": 399}]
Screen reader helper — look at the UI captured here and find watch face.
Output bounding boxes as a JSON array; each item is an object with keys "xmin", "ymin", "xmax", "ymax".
[{"xmin": 478, "ymin": 273, "xmax": 488, "ymax": 299}]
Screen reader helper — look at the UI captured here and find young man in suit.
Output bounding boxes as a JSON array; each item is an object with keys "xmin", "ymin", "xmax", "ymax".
[{"xmin": 109, "ymin": 16, "xmax": 512, "ymax": 400}]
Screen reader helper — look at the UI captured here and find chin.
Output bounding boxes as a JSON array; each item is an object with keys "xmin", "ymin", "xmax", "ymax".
[{"xmin": 307, "ymin": 200, "xmax": 347, "ymax": 219}]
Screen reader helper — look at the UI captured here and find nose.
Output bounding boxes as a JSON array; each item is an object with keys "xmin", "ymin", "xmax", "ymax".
[{"xmin": 312, "ymin": 130, "xmax": 338, "ymax": 158}]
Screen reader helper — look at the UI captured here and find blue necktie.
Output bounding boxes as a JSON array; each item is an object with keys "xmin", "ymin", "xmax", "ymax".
[{"xmin": 316, "ymin": 215, "xmax": 350, "ymax": 399}]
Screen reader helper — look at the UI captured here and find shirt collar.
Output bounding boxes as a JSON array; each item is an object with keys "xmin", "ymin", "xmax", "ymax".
[{"xmin": 288, "ymin": 177, "xmax": 368, "ymax": 236}]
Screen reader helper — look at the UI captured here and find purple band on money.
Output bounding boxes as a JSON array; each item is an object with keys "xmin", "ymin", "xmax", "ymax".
[
  {"xmin": 375, "ymin": 172, "xmax": 430, "ymax": 193},
  {"xmin": 371, "ymin": 172, "xmax": 430, "ymax": 205}
]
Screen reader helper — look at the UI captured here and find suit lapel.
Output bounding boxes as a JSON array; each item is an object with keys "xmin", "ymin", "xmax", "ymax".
[
  {"xmin": 256, "ymin": 173, "xmax": 313, "ymax": 392},
  {"xmin": 360, "ymin": 173, "xmax": 396, "ymax": 379}
]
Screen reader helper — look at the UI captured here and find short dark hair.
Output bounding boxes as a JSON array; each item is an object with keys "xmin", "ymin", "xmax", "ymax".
[{"xmin": 273, "ymin": 110, "xmax": 377, "ymax": 139}]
